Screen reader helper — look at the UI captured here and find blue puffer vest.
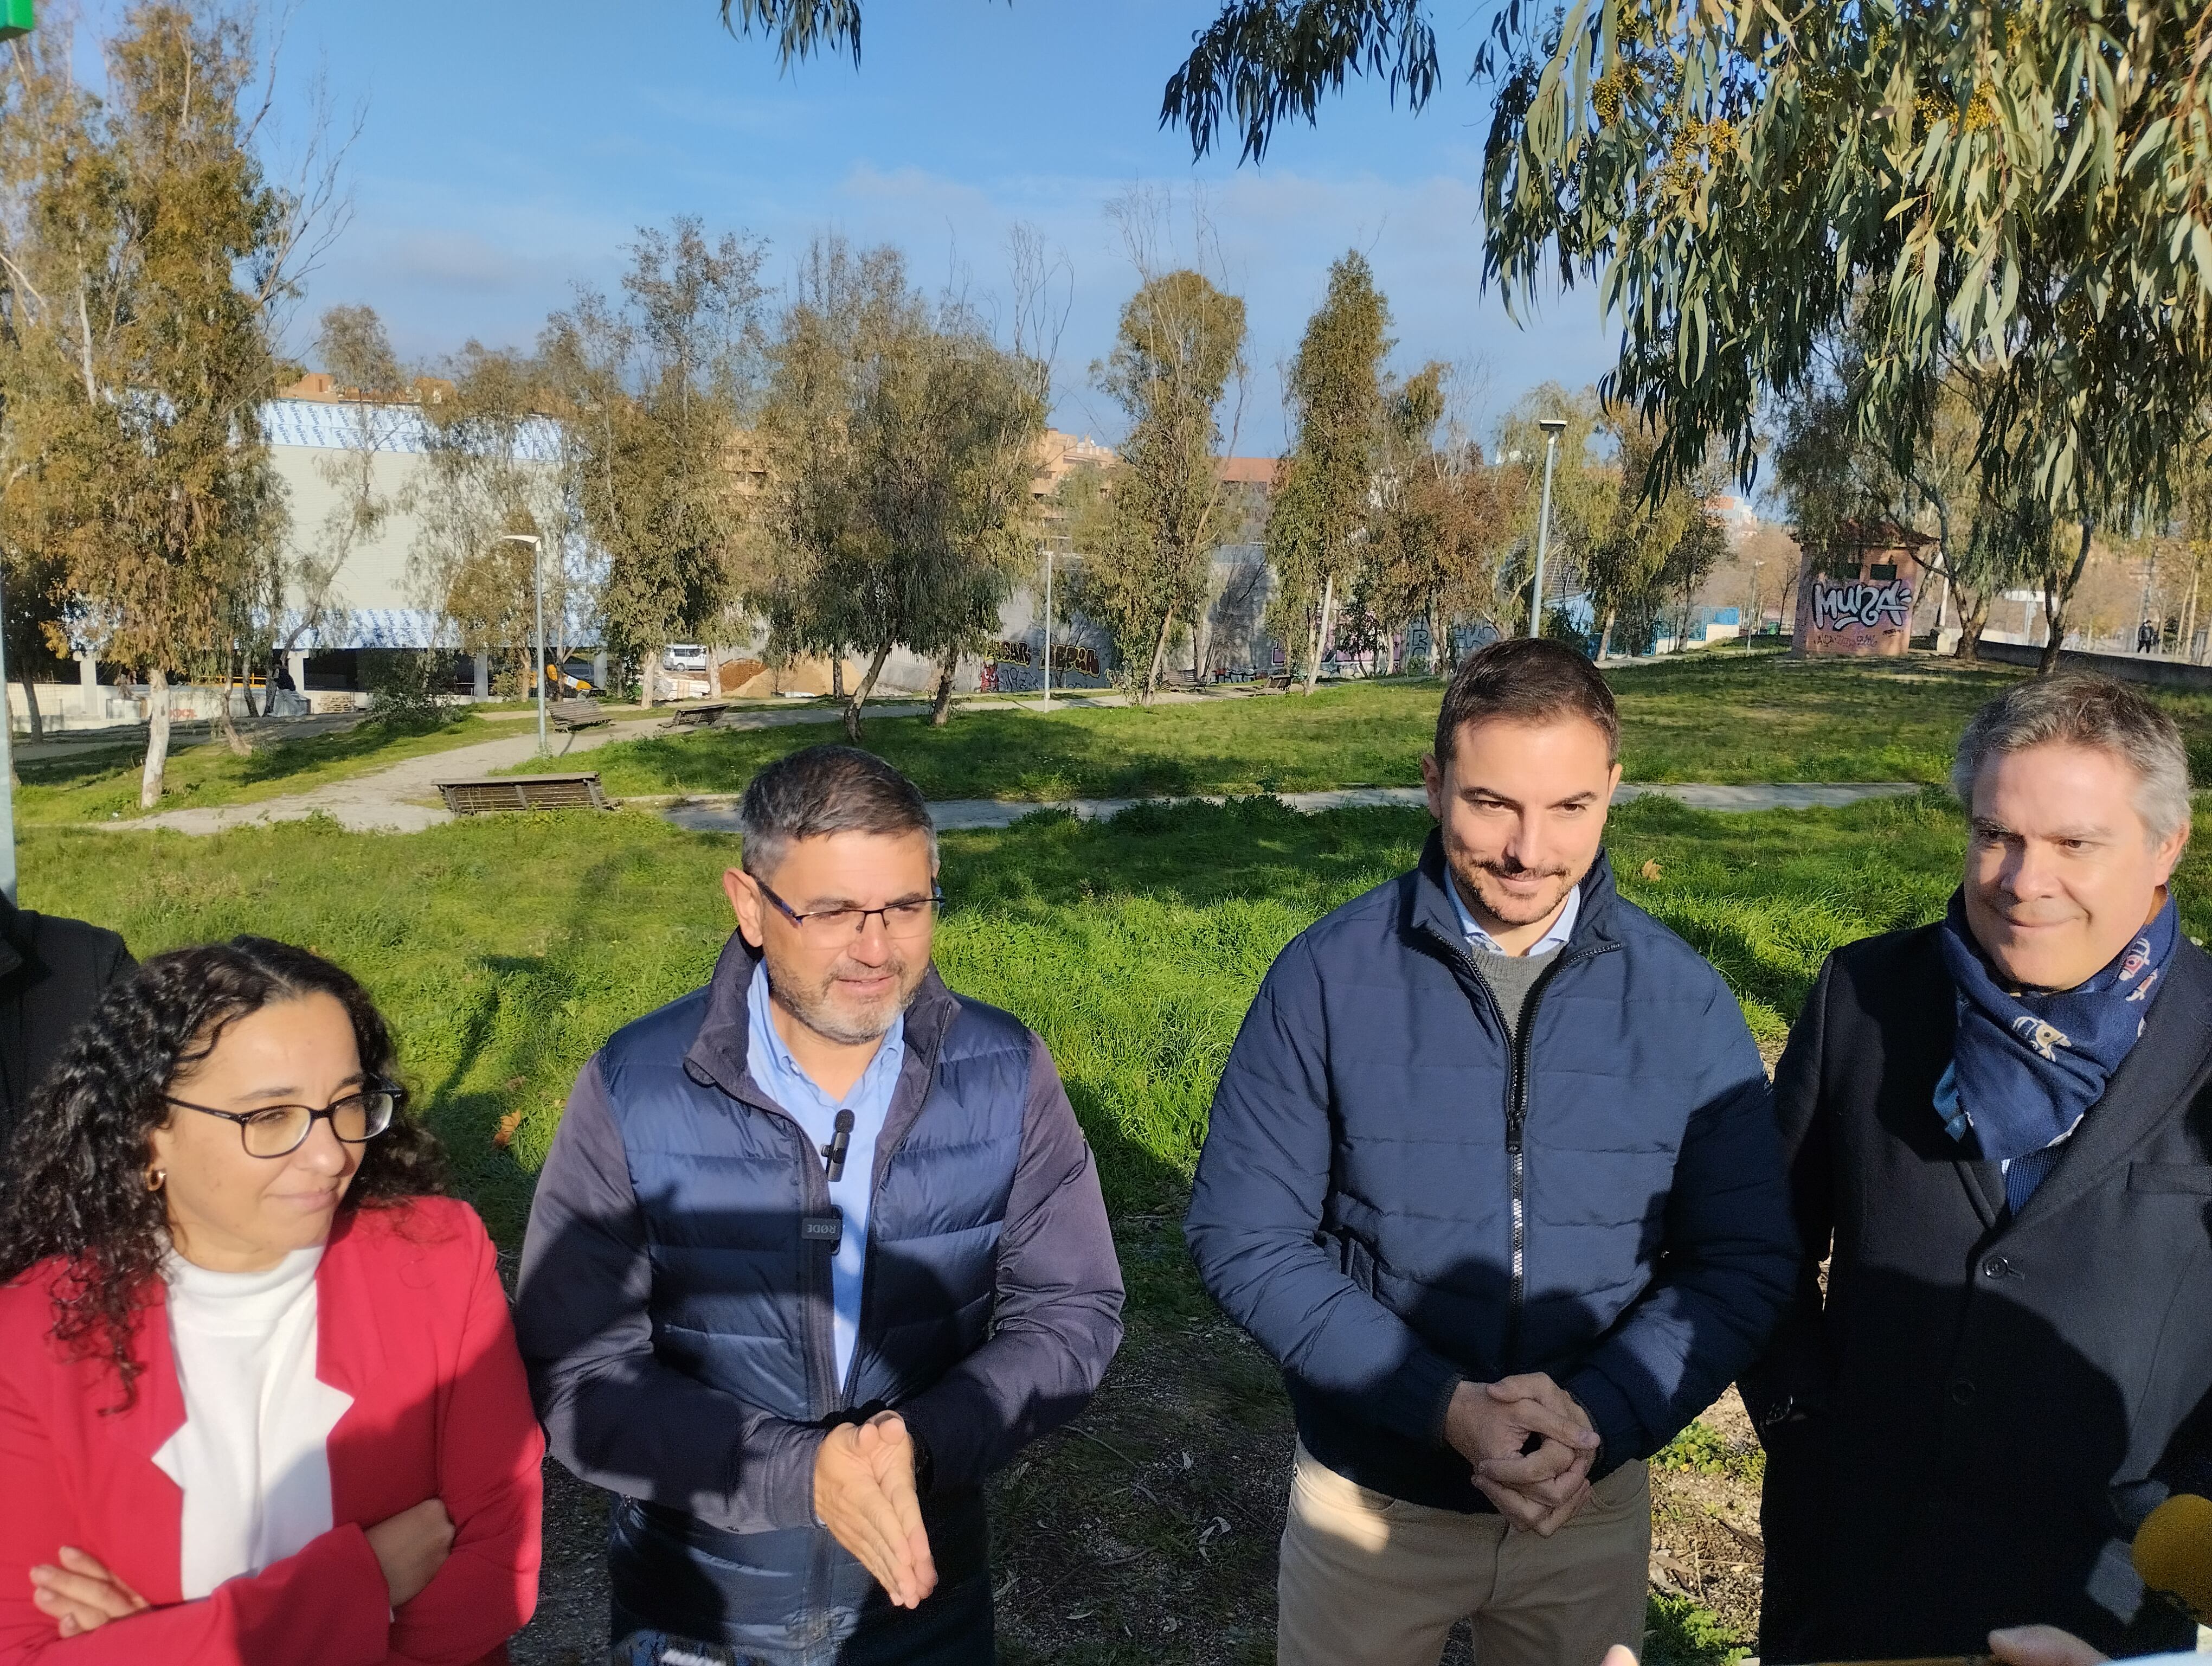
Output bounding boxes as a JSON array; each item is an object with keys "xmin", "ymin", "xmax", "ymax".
[{"xmin": 597, "ymin": 940, "xmax": 1030, "ymax": 1644}]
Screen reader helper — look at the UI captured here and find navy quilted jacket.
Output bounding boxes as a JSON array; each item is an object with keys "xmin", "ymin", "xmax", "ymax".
[
  {"xmin": 1186, "ymin": 834, "xmax": 1796, "ymax": 1511},
  {"xmin": 515, "ymin": 934, "xmax": 1122, "ymax": 1644}
]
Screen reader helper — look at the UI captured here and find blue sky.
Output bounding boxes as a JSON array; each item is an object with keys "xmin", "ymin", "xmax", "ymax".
[{"xmin": 245, "ymin": 0, "xmax": 1618, "ymax": 453}]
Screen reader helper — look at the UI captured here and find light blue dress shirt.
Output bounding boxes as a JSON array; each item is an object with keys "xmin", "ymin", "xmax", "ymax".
[
  {"xmin": 745, "ymin": 967, "xmax": 906, "ymax": 1392},
  {"xmin": 1446, "ymin": 873, "xmax": 1580, "ymax": 957}
]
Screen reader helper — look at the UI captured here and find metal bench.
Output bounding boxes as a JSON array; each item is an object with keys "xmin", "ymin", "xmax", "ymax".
[
  {"xmin": 434, "ymin": 773, "xmax": 609, "ymax": 815},
  {"xmin": 661, "ymin": 702, "xmax": 730, "ymax": 731},
  {"xmin": 549, "ymin": 697, "xmax": 609, "ymax": 732}
]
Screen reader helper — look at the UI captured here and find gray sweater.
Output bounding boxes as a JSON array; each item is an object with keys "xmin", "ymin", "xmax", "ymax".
[{"xmin": 1469, "ymin": 943, "xmax": 1564, "ymax": 1042}]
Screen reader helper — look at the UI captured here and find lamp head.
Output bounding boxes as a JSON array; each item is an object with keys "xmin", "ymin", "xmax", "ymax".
[{"xmin": 1537, "ymin": 418, "xmax": 1568, "ymax": 436}]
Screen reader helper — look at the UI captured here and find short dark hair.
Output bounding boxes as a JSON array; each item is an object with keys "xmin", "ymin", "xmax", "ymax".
[
  {"xmin": 737, "ymin": 745, "xmax": 937, "ymax": 876},
  {"xmin": 1432, "ymin": 638, "xmax": 1619, "ymax": 767}
]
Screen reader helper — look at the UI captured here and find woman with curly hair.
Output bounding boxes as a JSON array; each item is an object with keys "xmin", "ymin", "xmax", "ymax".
[{"xmin": 0, "ymin": 937, "xmax": 542, "ymax": 1664}]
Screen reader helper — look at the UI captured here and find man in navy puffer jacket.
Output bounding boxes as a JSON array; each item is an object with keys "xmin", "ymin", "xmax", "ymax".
[
  {"xmin": 517, "ymin": 746, "xmax": 1123, "ymax": 1664},
  {"xmin": 1188, "ymin": 639, "xmax": 1795, "ymax": 1666}
]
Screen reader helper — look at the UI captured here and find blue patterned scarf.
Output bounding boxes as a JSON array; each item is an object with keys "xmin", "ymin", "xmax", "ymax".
[{"xmin": 1934, "ymin": 888, "xmax": 2177, "ymax": 1167}]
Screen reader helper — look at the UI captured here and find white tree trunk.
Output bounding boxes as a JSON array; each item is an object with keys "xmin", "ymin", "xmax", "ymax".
[
  {"xmin": 139, "ymin": 668, "xmax": 172, "ymax": 810},
  {"xmin": 639, "ymin": 647, "xmax": 659, "ymax": 709},
  {"xmin": 1303, "ymin": 573, "xmax": 1336, "ymax": 696}
]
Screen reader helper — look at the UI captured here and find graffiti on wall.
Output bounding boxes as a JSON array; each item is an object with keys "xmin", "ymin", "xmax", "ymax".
[{"xmin": 1809, "ymin": 577, "xmax": 1914, "ymax": 633}]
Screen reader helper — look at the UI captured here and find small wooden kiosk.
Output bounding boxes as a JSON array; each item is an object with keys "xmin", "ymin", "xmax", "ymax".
[{"xmin": 1791, "ymin": 520, "xmax": 1937, "ymax": 658}]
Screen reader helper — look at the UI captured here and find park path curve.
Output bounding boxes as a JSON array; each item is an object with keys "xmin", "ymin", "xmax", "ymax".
[{"xmin": 109, "ymin": 701, "xmax": 938, "ymax": 835}]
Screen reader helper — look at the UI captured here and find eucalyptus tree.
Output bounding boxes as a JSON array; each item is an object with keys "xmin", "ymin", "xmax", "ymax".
[
  {"xmin": 0, "ymin": 5, "xmax": 327, "ymax": 806},
  {"xmin": 751, "ymin": 236, "xmax": 1043, "ymax": 738},
  {"xmin": 1074, "ymin": 267, "xmax": 1248, "ymax": 704},
  {"xmin": 1266, "ymin": 251, "xmax": 1389, "ymax": 693},
  {"xmin": 541, "ymin": 218, "xmax": 767, "ymax": 705}
]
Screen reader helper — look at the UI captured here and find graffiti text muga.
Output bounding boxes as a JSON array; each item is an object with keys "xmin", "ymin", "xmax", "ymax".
[{"xmin": 1810, "ymin": 578, "xmax": 1914, "ymax": 632}]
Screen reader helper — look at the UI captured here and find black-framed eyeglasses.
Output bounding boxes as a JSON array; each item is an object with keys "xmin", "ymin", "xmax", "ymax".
[
  {"xmin": 164, "ymin": 1084, "xmax": 403, "ymax": 1159},
  {"xmin": 754, "ymin": 878, "xmax": 944, "ymax": 946}
]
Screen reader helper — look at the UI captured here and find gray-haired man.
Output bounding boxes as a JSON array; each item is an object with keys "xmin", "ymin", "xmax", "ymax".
[
  {"xmin": 1745, "ymin": 674, "xmax": 2212, "ymax": 1661},
  {"xmin": 515, "ymin": 745, "xmax": 1123, "ymax": 1664}
]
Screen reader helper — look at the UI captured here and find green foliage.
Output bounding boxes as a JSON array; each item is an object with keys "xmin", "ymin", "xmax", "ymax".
[
  {"xmin": 539, "ymin": 218, "xmax": 767, "ymax": 680},
  {"xmin": 1269, "ymin": 251, "xmax": 1390, "ymax": 688},
  {"xmin": 0, "ymin": 4, "xmax": 307, "ymax": 803},
  {"xmin": 1076, "ymin": 265, "xmax": 1249, "ymax": 704},
  {"xmin": 750, "ymin": 235, "xmax": 1045, "ymax": 733},
  {"xmin": 1160, "ymin": 1, "xmax": 2212, "ymax": 612},
  {"xmin": 1643, "ymin": 1591, "xmax": 1751, "ymax": 1665},
  {"xmin": 359, "ymin": 650, "xmax": 460, "ymax": 734},
  {"xmin": 1655, "ymin": 1419, "xmax": 1764, "ymax": 1485}
]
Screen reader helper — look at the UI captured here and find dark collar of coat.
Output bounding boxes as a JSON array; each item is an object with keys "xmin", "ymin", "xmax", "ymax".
[
  {"xmin": 2004, "ymin": 931, "xmax": 2212, "ymax": 1228},
  {"xmin": 680, "ymin": 927, "xmax": 963, "ymax": 1118},
  {"xmin": 1405, "ymin": 827, "xmax": 1625, "ymax": 962}
]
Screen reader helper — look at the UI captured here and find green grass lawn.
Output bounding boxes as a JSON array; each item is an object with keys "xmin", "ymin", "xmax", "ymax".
[
  {"xmin": 557, "ymin": 652, "xmax": 2212, "ymax": 804},
  {"xmin": 23, "ymin": 786, "xmax": 2148, "ymax": 1230},
  {"xmin": 13, "ymin": 713, "xmax": 505, "ymax": 826}
]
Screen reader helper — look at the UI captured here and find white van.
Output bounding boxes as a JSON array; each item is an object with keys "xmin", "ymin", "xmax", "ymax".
[{"xmin": 663, "ymin": 644, "xmax": 709, "ymax": 673}]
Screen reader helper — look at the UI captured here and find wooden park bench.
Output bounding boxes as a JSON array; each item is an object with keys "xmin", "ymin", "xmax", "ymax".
[
  {"xmin": 435, "ymin": 773, "xmax": 609, "ymax": 816},
  {"xmin": 1266, "ymin": 672, "xmax": 1294, "ymax": 689},
  {"xmin": 549, "ymin": 696, "xmax": 609, "ymax": 732},
  {"xmin": 661, "ymin": 702, "xmax": 730, "ymax": 731}
]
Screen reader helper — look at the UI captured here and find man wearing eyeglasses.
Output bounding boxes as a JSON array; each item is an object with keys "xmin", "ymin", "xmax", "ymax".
[{"xmin": 515, "ymin": 744, "xmax": 1123, "ymax": 1666}]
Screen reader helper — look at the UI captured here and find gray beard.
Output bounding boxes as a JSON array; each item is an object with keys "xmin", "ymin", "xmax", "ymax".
[{"xmin": 764, "ymin": 952, "xmax": 919, "ymax": 1046}]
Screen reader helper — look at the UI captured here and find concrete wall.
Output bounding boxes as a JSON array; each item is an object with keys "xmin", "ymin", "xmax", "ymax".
[{"xmin": 1970, "ymin": 638, "xmax": 2212, "ymax": 691}]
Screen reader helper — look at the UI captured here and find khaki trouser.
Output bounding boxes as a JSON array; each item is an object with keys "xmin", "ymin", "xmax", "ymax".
[{"xmin": 1277, "ymin": 1442, "xmax": 1651, "ymax": 1666}]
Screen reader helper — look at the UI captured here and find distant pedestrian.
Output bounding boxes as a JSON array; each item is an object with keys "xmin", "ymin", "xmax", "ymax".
[
  {"xmin": 515, "ymin": 745, "xmax": 1122, "ymax": 1665},
  {"xmin": 1188, "ymin": 638, "xmax": 1796, "ymax": 1666},
  {"xmin": 2138, "ymin": 619, "xmax": 2158, "ymax": 653}
]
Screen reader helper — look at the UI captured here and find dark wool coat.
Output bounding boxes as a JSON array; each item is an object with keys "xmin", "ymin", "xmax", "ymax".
[
  {"xmin": 1744, "ymin": 924, "xmax": 2212, "ymax": 1662},
  {"xmin": 0, "ymin": 898, "xmax": 132, "ymax": 1151}
]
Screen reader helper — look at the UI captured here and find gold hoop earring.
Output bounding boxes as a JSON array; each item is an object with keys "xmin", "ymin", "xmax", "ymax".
[{"xmin": 144, "ymin": 1168, "xmax": 165, "ymax": 1193}]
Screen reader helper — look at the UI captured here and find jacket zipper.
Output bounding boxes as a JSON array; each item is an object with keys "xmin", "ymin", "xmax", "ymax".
[{"xmin": 1433, "ymin": 932, "xmax": 1614, "ymax": 1373}]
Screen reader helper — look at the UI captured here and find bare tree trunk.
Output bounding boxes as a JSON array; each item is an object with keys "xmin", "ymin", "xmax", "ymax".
[
  {"xmin": 216, "ymin": 656, "xmax": 252, "ymax": 757},
  {"xmin": 1303, "ymin": 573, "xmax": 1336, "ymax": 696},
  {"xmin": 139, "ymin": 668, "xmax": 172, "ymax": 810},
  {"xmin": 1955, "ymin": 592, "xmax": 1990, "ymax": 661},
  {"xmin": 15, "ymin": 671, "xmax": 40, "ymax": 745},
  {"xmin": 832, "ymin": 653, "xmax": 845, "ymax": 701},
  {"xmin": 2039, "ymin": 520, "xmax": 2094, "ymax": 675},
  {"xmin": 639, "ymin": 646, "xmax": 659, "ymax": 710},
  {"xmin": 1597, "ymin": 606, "xmax": 1617, "ymax": 661},
  {"xmin": 1141, "ymin": 606, "xmax": 1175, "ymax": 707},
  {"xmin": 845, "ymin": 640, "xmax": 892, "ymax": 741},
  {"xmin": 1426, "ymin": 597, "xmax": 1445, "ymax": 678},
  {"xmin": 929, "ymin": 643, "xmax": 959, "ymax": 727}
]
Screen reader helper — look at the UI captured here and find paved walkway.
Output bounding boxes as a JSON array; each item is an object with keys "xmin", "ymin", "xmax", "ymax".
[{"xmin": 104, "ymin": 692, "xmax": 1185, "ymax": 835}]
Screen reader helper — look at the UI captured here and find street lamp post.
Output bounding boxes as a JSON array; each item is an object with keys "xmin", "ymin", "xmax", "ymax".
[
  {"xmin": 1529, "ymin": 418, "xmax": 1568, "ymax": 638},
  {"xmin": 500, "ymin": 533, "xmax": 548, "ymax": 758}
]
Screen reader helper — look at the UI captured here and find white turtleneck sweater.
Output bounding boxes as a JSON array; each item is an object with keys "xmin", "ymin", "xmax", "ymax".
[{"xmin": 150, "ymin": 1247, "xmax": 355, "ymax": 1598}]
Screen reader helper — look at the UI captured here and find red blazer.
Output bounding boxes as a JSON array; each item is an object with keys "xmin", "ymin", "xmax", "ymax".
[{"xmin": 0, "ymin": 1196, "xmax": 543, "ymax": 1665}]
